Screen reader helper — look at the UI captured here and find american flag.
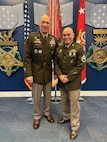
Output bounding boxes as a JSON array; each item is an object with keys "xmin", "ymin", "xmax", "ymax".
[
  {"xmin": 24, "ymin": 0, "xmax": 31, "ymax": 40},
  {"xmin": 23, "ymin": 0, "xmax": 32, "ymax": 90}
]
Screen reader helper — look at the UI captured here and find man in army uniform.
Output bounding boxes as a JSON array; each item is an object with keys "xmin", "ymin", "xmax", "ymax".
[
  {"xmin": 55, "ymin": 27, "xmax": 86, "ymax": 139},
  {"xmin": 23, "ymin": 14, "xmax": 58, "ymax": 129}
]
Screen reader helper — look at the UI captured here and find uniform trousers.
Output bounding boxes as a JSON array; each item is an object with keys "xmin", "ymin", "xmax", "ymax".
[
  {"xmin": 32, "ymin": 81, "xmax": 52, "ymax": 120},
  {"xmin": 60, "ymin": 88, "xmax": 80, "ymax": 131}
]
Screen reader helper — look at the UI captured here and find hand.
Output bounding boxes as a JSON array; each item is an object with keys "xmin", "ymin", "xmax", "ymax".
[
  {"xmin": 59, "ymin": 75, "xmax": 69, "ymax": 83},
  {"xmin": 26, "ymin": 76, "xmax": 33, "ymax": 84}
]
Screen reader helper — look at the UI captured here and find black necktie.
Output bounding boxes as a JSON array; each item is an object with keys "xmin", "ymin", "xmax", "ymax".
[{"xmin": 44, "ymin": 36, "xmax": 47, "ymax": 43}]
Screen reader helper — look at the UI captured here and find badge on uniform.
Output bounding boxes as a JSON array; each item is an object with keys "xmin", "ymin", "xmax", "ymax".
[
  {"xmin": 69, "ymin": 49, "xmax": 76, "ymax": 57},
  {"xmin": 69, "ymin": 51, "xmax": 72, "ymax": 56},
  {"xmin": 81, "ymin": 55, "xmax": 86, "ymax": 63},
  {"xmin": 38, "ymin": 49, "xmax": 42, "ymax": 54},
  {"xmin": 34, "ymin": 49, "xmax": 42, "ymax": 54},
  {"xmin": 58, "ymin": 49, "xmax": 62, "ymax": 53},
  {"xmin": 34, "ymin": 36, "xmax": 42, "ymax": 45},
  {"xmin": 50, "ymin": 37, "xmax": 55, "ymax": 47},
  {"xmin": 70, "ymin": 59, "xmax": 74, "ymax": 63}
]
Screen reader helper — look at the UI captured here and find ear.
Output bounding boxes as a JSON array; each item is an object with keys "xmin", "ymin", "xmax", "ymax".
[{"xmin": 73, "ymin": 32, "xmax": 75, "ymax": 38}]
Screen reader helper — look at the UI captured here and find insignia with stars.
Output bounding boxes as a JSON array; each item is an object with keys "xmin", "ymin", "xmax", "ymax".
[{"xmin": 0, "ymin": 29, "xmax": 23, "ymax": 76}]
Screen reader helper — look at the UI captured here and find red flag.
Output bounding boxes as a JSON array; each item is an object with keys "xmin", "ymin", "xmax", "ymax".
[
  {"xmin": 48, "ymin": 0, "xmax": 52, "ymax": 34},
  {"xmin": 48, "ymin": 0, "xmax": 62, "ymax": 88},
  {"xmin": 54, "ymin": 0, "xmax": 62, "ymax": 39},
  {"xmin": 48, "ymin": 0, "xmax": 62, "ymax": 39},
  {"xmin": 76, "ymin": 0, "xmax": 86, "ymax": 84}
]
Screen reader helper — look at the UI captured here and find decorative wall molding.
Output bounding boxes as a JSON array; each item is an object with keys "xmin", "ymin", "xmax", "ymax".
[{"xmin": 0, "ymin": 91, "xmax": 107, "ymax": 97}]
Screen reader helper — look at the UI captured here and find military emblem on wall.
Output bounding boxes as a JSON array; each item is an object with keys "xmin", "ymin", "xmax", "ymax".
[
  {"xmin": 0, "ymin": 28, "xmax": 23, "ymax": 76},
  {"xmin": 87, "ymin": 29, "xmax": 107, "ymax": 71}
]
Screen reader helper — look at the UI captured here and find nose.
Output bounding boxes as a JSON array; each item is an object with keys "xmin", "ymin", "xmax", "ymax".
[
  {"xmin": 44, "ymin": 22, "xmax": 47, "ymax": 26},
  {"xmin": 43, "ymin": 21, "xmax": 49, "ymax": 26}
]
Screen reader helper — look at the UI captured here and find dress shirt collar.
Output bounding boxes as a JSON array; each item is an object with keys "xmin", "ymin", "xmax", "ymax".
[{"xmin": 40, "ymin": 31, "xmax": 48, "ymax": 38}]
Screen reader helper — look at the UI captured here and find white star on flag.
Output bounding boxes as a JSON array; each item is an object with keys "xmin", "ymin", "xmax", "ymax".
[
  {"xmin": 0, "ymin": 6, "xmax": 17, "ymax": 29},
  {"xmin": 90, "ymin": 4, "xmax": 107, "ymax": 28},
  {"xmin": 24, "ymin": 0, "xmax": 31, "ymax": 40},
  {"xmin": 86, "ymin": 2, "xmax": 107, "ymax": 28},
  {"xmin": 79, "ymin": 7, "xmax": 85, "ymax": 15},
  {"xmin": 24, "ymin": 0, "xmax": 32, "ymax": 91}
]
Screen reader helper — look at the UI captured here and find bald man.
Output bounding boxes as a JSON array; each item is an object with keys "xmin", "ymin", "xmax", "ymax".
[
  {"xmin": 23, "ymin": 14, "xmax": 58, "ymax": 129},
  {"xmin": 55, "ymin": 27, "xmax": 86, "ymax": 139}
]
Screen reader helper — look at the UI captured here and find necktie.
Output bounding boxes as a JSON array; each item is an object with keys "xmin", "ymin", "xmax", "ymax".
[{"xmin": 44, "ymin": 36, "xmax": 47, "ymax": 43}]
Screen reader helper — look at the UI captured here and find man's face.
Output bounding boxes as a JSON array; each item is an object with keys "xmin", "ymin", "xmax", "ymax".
[
  {"xmin": 39, "ymin": 15, "xmax": 50, "ymax": 34},
  {"xmin": 62, "ymin": 28, "xmax": 74, "ymax": 45}
]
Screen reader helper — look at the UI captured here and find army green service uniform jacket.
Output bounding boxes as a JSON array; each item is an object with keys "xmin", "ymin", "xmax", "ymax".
[
  {"xmin": 23, "ymin": 31, "xmax": 58, "ymax": 84},
  {"xmin": 55, "ymin": 41, "xmax": 86, "ymax": 91}
]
